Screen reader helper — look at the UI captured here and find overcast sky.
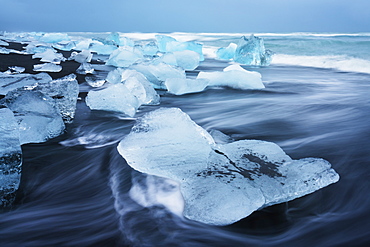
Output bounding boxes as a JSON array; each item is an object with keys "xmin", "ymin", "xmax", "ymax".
[{"xmin": 0, "ymin": 0, "xmax": 369, "ymax": 33}]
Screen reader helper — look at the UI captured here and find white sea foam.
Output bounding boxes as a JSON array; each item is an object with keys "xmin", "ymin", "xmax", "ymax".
[{"xmin": 272, "ymin": 54, "xmax": 370, "ymax": 74}]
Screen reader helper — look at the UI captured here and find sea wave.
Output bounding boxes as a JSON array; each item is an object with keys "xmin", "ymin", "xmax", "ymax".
[{"xmin": 272, "ymin": 54, "xmax": 370, "ymax": 74}]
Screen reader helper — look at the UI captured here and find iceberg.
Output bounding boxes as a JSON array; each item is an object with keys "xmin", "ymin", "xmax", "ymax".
[
  {"xmin": 89, "ymin": 42, "xmax": 117, "ymax": 55},
  {"xmin": 197, "ymin": 64, "xmax": 264, "ymax": 90},
  {"xmin": 106, "ymin": 47, "xmax": 144, "ymax": 68},
  {"xmin": 130, "ymin": 62, "xmax": 186, "ymax": 90},
  {"xmin": 158, "ymin": 50, "xmax": 200, "ymax": 70},
  {"xmin": 155, "ymin": 35, "xmax": 177, "ymax": 52},
  {"xmin": 38, "ymin": 33, "xmax": 70, "ymax": 43},
  {"xmin": 0, "ymin": 89, "xmax": 65, "ymax": 145},
  {"xmin": 85, "ymin": 75, "xmax": 106, "ymax": 88},
  {"xmin": 4, "ymin": 66, "xmax": 25, "ymax": 74},
  {"xmin": 74, "ymin": 38, "xmax": 93, "ymax": 51},
  {"xmin": 105, "ymin": 32, "xmax": 134, "ymax": 47},
  {"xmin": 0, "ymin": 40, "xmax": 9, "ymax": 46},
  {"xmin": 117, "ymin": 108, "xmax": 339, "ymax": 225},
  {"xmin": 0, "ymin": 72, "xmax": 52, "ymax": 95},
  {"xmin": 76, "ymin": 62, "xmax": 94, "ymax": 74},
  {"xmin": 33, "ymin": 63, "xmax": 62, "ymax": 72},
  {"xmin": 69, "ymin": 50, "xmax": 93, "ymax": 63},
  {"xmin": 234, "ymin": 35, "xmax": 273, "ymax": 66},
  {"xmin": 0, "ymin": 108, "xmax": 22, "ymax": 207},
  {"xmin": 165, "ymin": 78, "xmax": 209, "ymax": 95},
  {"xmin": 106, "ymin": 68, "xmax": 159, "ymax": 105},
  {"xmin": 136, "ymin": 41, "xmax": 158, "ymax": 56},
  {"xmin": 34, "ymin": 74, "xmax": 79, "ymax": 122},
  {"xmin": 216, "ymin": 43, "xmax": 237, "ymax": 60},
  {"xmin": 52, "ymin": 40, "xmax": 76, "ymax": 51},
  {"xmin": 85, "ymin": 84, "xmax": 140, "ymax": 117}
]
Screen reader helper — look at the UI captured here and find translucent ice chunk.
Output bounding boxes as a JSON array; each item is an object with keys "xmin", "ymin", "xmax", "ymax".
[
  {"xmin": 0, "ymin": 72, "xmax": 52, "ymax": 95},
  {"xmin": 34, "ymin": 74, "xmax": 79, "ymax": 122},
  {"xmin": 159, "ymin": 50, "xmax": 200, "ymax": 70},
  {"xmin": 0, "ymin": 108, "xmax": 22, "ymax": 207},
  {"xmin": 0, "ymin": 89, "xmax": 65, "ymax": 144},
  {"xmin": 32, "ymin": 49, "xmax": 65, "ymax": 64},
  {"xmin": 76, "ymin": 62, "xmax": 94, "ymax": 74},
  {"xmin": 155, "ymin": 35, "xmax": 177, "ymax": 52},
  {"xmin": 136, "ymin": 41, "xmax": 158, "ymax": 56},
  {"xmin": 165, "ymin": 78, "xmax": 209, "ymax": 95},
  {"xmin": 106, "ymin": 47, "xmax": 144, "ymax": 68},
  {"xmin": 39, "ymin": 33, "xmax": 70, "ymax": 43},
  {"xmin": 167, "ymin": 41, "xmax": 204, "ymax": 61},
  {"xmin": 85, "ymin": 75, "xmax": 106, "ymax": 88},
  {"xmin": 4, "ymin": 66, "xmax": 25, "ymax": 74},
  {"xmin": 197, "ymin": 64, "xmax": 264, "ymax": 90},
  {"xmin": 216, "ymin": 43, "xmax": 237, "ymax": 60},
  {"xmin": 89, "ymin": 41, "xmax": 117, "ymax": 55},
  {"xmin": 130, "ymin": 62, "xmax": 186, "ymax": 90},
  {"xmin": 52, "ymin": 40, "xmax": 76, "ymax": 51},
  {"xmin": 33, "ymin": 63, "xmax": 62, "ymax": 72},
  {"xmin": 69, "ymin": 50, "xmax": 93, "ymax": 63},
  {"xmin": 117, "ymin": 108, "xmax": 339, "ymax": 225},
  {"xmin": 234, "ymin": 35, "xmax": 273, "ymax": 66},
  {"xmin": 85, "ymin": 84, "xmax": 140, "ymax": 117},
  {"xmin": 106, "ymin": 32, "xmax": 134, "ymax": 47},
  {"xmin": 107, "ymin": 68, "xmax": 159, "ymax": 105},
  {"xmin": 74, "ymin": 38, "xmax": 93, "ymax": 51},
  {"xmin": 120, "ymin": 69, "xmax": 160, "ymax": 105}
]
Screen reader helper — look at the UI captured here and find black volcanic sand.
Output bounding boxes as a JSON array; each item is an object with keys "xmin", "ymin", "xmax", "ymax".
[{"xmin": 0, "ymin": 40, "xmax": 104, "ymax": 83}]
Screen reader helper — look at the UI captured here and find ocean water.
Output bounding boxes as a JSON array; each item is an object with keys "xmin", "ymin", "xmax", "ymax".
[{"xmin": 1, "ymin": 32, "xmax": 370, "ymax": 246}]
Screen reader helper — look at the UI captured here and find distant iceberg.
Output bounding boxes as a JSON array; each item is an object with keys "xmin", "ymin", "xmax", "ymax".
[{"xmin": 117, "ymin": 108, "xmax": 339, "ymax": 225}]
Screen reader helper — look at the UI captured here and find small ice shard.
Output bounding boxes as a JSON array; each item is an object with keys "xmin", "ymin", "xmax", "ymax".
[
  {"xmin": 34, "ymin": 74, "xmax": 79, "ymax": 122},
  {"xmin": 0, "ymin": 108, "xmax": 22, "ymax": 207},
  {"xmin": 105, "ymin": 32, "xmax": 134, "ymax": 47},
  {"xmin": 106, "ymin": 68, "xmax": 159, "ymax": 105},
  {"xmin": 4, "ymin": 66, "xmax": 25, "ymax": 74},
  {"xmin": 197, "ymin": 64, "xmax": 264, "ymax": 90},
  {"xmin": 0, "ymin": 40, "xmax": 9, "ymax": 46},
  {"xmin": 85, "ymin": 84, "xmax": 140, "ymax": 117},
  {"xmin": 0, "ymin": 47, "xmax": 22, "ymax": 54},
  {"xmin": 0, "ymin": 89, "xmax": 65, "ymax": 144},
  {"xmin": 155, "ymin": 35, "xmax": 177, "ymax": 52},
  {"xmin": 32, "ymin": 49, "xmax": 65, "ymax": 64},
  {"xmin": 24, "ymin": 42, "xmax": 53, "ymax": 54},
  {"xmin": 76, "ymin": 62, "xmax": 94, "ymax": 74},
  {"xmin": 89, "ymin": 41, "xmax": 118, "ymax": 55},
  {"xmin": 234, "ymin": 35, "xmax": 273, "ymax": 66},
  {"xmin": 0, "ymin": 72, "xmax": 52, "ymax": 95},
  {"xmin": 130, "ymin": 62, "xmax": 186, "ymax": 90},
  {"xmin": 39, "ymin": 33, "xmax": 70, "ymax": 43},
  {"xmin": 69, "ymin": 50, "xmax": 93, "ymax": 63},
  {"xmin": 165, "ymin": 78, "xmax": 209, "ymax": 95},
  {"xmin": 85, "ymin": 75, "xmax": 106, "ymax": 88},
  {"xmin": 52, "ymin": 40, "xmax": 76, "ymax": 51},
  {"xmin": 117, "ymin": 108, "xmax": 339, "ymax": 225},
  {"xmin": 106, "ymin": 47, "xmax": 144, "ymax": 68},
  {"xmin": 216, "ymin": 43, "xmax": 237, "ymax": 60},
  {"xmin": 33, "ymin": 63, "xmax": 62, "ymax": 72}
]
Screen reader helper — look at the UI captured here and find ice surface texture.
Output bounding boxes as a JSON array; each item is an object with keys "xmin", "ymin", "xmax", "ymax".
[
  {"xmin": 0, "ymin": 72, "xmax": 52, "ymax": 95},
  {"xmin": 0, "ymin": 108, "xmax": 22, "ymax": 207},
  {"xmin": 117, "ymin": 108, "xmax": 339, "ymax": 225},
  {"xmin": 234, "ymin": 35, "xmax": 273, "ymax": 66},
  {"xmin": 0, "ymin": 89, "xmax": 65, "ymax": 145}
]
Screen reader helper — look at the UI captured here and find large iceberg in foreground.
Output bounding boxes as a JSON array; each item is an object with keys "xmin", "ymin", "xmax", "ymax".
[
  {"xmin": 0, "ymin": 108, "xmax": 22, "ymax": 207},
  {"xmin": 0, "ymin": 89, "xmax": 65, "ymax": 145},
  {"xmin": 117, "ymin": 108, "xmax": 339, "ymax": 225},
  {"xmin": 197, "ymin": 64, "xmax": 265, "ymax": 90},
  {"xmin": 234, "ymin": 35, "xmax": 273, "ymax": 66}
]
